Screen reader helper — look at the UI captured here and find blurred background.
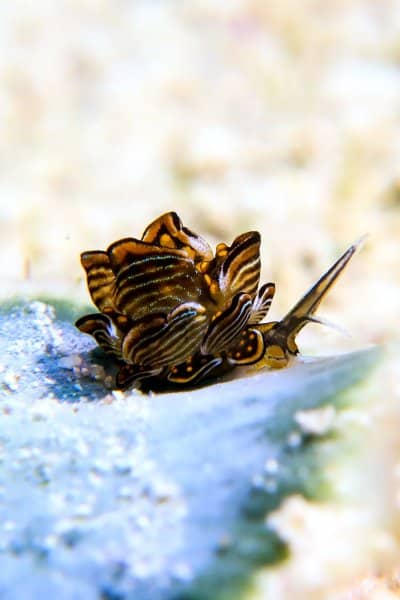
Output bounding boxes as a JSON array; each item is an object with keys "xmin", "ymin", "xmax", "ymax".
[
  {"xmin": 0, "ymin": 3, "xmax": 400, "ymax": 599},
  {"xmin": 0, "ymin": 0, "xmax": 399, "ymax": 352}
]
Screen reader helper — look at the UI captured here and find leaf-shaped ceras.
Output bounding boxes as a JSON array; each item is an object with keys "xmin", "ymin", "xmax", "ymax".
[{"xmin": 76, "ymin": 212, "xmax": 275, "ymax": 388}]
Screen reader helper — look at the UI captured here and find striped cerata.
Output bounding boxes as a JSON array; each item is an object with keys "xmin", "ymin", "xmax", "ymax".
[{"xmin": 76, "ymin": 212, "xmax": 361, "ymax": 391}]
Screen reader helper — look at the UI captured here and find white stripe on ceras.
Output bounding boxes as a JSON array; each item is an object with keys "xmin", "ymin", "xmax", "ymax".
[
  {"xmin": 115, "ymin": 260, "xmax": 197, "ymax": 313},
  {"xmin": 87, "ymin": 267, "xmax": 115, "ymax": 308},
  {"xmin": 114, "ymin": 253, "xmax": 188, "ymax": 289},
  {"xmin": 132, "ymin": 310, "xmax": 208, "ymax": 367},
  {"xmin": 229, "ymin": 258, "xmax": 260, "ymax": 290},
  {"xmin": 202, "ymin": 296, "xmax": 252, "ymax": 353},
  {"xmin": 145, "ymin": 324, "xmax": 206, "ymax": 366},
  {"xmin": 122, "ymin": 303, "xmax": 208, "ymax": 366},
  {"xmin": 248, "ymin": 284, "xmax": 275, "ymax": 324},
  {"xmin": 204, "ymin": 312, "xmax": 249, "ymax": 353},
  {"xmin": 220, "ymin": 255, "xmax": 260, "ymax": 296},
  {"xmin": 123, "ymin": 303, "xmax": 203, "ymax": 354}
]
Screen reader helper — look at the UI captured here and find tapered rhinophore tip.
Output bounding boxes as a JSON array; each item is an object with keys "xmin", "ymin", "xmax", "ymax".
[{"xmin": 259, "ymin": 236, "xmax": 366, "ymax": 367}]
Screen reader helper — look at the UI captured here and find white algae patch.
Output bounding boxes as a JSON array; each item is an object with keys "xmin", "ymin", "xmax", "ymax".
[{"xmin": 294, "ymin": 405, "xmax": 336, "ymax": 436}]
